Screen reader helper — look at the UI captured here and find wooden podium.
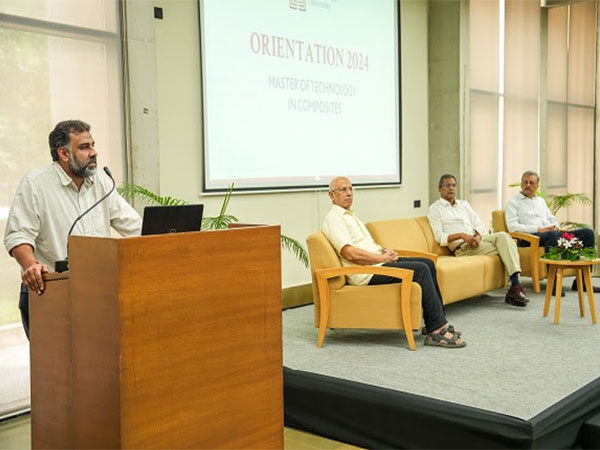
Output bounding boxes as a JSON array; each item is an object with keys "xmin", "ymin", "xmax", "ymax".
[{"xmin": 30, "ymin": 226, "xmax": 283, "ymax": 449}]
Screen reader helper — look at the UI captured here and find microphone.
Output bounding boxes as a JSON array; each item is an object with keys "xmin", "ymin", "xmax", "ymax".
[{"xmin": 55, "ymin": 167, "xmax": 116, "ymax": 272}]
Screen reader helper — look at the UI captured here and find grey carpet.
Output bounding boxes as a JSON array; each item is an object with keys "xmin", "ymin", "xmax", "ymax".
[{"xmin": 282, "ymin": 277, "xmax": 600, "ymax": 420}]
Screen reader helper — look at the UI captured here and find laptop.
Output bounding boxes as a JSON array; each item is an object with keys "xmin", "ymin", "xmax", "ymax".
[{"xmin": 141, "ymin": 204, "xmax": 204, "ymax": 236}]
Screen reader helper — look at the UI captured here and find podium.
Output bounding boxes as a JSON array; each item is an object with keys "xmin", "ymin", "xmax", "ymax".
[{"xmin": 30, "ymin": 226, "xmax": 283, "ymax": 449}]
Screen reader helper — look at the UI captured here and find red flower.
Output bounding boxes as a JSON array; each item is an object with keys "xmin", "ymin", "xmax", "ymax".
[{"xmin": 561, "ymin": 232, "xmax": 575, "ymax": 240}]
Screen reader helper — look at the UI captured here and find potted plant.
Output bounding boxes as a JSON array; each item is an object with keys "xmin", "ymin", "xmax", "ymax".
[
  {"xmin": 542, "ymin": 232, "xmax": 597, "ymax": 261},
  {"xmin": 118, "ymin": 183, "xmax": 309, "ymax": 268}
]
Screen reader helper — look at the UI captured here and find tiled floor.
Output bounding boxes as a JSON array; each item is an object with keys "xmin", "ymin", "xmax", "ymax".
[
  {"xmin": 0, "ymin": 415, "xmax": 30, "ymax": 450},
  {"xmin": 0, "ymin": 414, "xmax": 360, "ymax": 450}
]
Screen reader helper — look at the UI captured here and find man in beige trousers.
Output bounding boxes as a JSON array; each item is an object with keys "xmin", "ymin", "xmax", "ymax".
[{"xmin": 427, "ymin": 174, "xmax": 529, "ymax": 307}]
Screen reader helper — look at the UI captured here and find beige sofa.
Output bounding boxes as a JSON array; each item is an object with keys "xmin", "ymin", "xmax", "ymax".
[{"xmin": 366, "ymin": 217, "xmax": 507, "ymax": 304}]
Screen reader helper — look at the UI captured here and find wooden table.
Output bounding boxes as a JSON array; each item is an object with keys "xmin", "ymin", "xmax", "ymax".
[{"xmin": 541, "ymin": 258, "xmax": 600, "ymax": 324}]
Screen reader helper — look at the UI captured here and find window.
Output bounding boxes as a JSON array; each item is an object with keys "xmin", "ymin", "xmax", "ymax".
[
  {"xmin": 546, "ymin": 2, "xmax": 596, "ymax": 226},
  {"xmin": 468, "ymin": 0, "xmax": 596, "ymax": 229},
  {"xmin": 0, "ymin": 0, "xmax": 125, "ymax": 417}
]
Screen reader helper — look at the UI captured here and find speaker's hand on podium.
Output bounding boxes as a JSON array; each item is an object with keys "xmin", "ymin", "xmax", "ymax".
[
  {"xmin": 22, "ymin": 261, "xmax": 49, "ymax": 295},
  {"xmin": 11, "ymin": 243, "xmax": 49, "ymax": 295}
]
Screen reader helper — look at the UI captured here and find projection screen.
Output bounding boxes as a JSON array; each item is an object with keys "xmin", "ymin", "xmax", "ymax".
[{"xmin": 199, "ymin": 0, "xmax": 401, "ymax": 192}]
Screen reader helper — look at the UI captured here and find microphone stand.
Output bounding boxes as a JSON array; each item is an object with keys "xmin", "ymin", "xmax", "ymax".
[{"xmin": 55, "ymin": 167, "xmax": 116, "ymax": 272}]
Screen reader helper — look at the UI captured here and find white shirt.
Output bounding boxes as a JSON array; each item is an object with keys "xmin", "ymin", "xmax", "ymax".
[
  {"xmin": 428, "ymin": 198, "xmax": 486, "ymax": 250},
  {"xmin": 322, "ymin": 204, "xmax": 382, "ymax": 286},
  {"xmin": 4, "ymin": 162, "xmax": 142, "ymax": 271},
  {"xmin": 505, "ymin": 192, "xmax": 559, "ymax": 234}
]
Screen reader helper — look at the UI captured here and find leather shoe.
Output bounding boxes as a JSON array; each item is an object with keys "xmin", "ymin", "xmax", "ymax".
[
  {"xmin": 572, "ymin": 280, "xmax": 600, "ymax": 293},
  {"xmin": 510, "ymin": 284, "xmax": 529, "ymax": 302},
  {"xmin": 505, "ymin": 285, "xmax": 528, "ymax": 307}
]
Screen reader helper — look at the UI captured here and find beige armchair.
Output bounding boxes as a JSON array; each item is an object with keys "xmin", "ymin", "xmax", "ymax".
[
  {"xmin": 306, "ymin": 232, "xmax": 423, "ymax": 351},
  {"xmin": 492, "ymin": 209, "xmax": 549, "ymax": 293}
]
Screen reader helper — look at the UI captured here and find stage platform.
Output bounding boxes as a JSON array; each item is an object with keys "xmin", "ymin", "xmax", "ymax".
[{"xmin": 282, "ymin": 280, "xmax": 600, "ymax": 448}]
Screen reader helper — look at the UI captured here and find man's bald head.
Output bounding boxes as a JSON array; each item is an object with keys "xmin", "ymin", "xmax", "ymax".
[
  {"xmin": 328, "ymin": 176, "xmax": 354, "ymax": 209},
  {"xmin": 329, "ymin": 176, "xmax": 350, "ymax": 191}
]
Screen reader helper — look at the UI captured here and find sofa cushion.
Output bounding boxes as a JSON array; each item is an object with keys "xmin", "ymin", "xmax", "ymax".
[
  {"xmin": 326, "ymin": 282, "xmax": 423, "ymax": 329},
  {"xmin": 414, "ymin": 216, "xmax": 451, "ymax": 256},
  {"xmin": 436, "ymin": 256, "xmax": 485, "ymax": 304},
  {"xmin": 366, "ymin": 218, "xmax": 430, "ymax": 253},
  {"xmin": 479, "ymin": 254, "xmax": 507, "ymax": 292},
  {"xmin": 367, "ymin": 217, "xmax": 452, "ymax": 256}
]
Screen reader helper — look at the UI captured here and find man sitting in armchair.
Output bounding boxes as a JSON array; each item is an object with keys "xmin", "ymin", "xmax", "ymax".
[
  {"xmin": 505, "ymin": 170, "xmax": 599, "ymax": 293},
  {"xmin": 321, "ymin": 176, "xmax": 466, "ymax": 348}
]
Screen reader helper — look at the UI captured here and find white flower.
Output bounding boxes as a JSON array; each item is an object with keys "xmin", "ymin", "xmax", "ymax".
[{"xmin": 558, "ymin": 237, "xmax": 571, "ymax": 249}]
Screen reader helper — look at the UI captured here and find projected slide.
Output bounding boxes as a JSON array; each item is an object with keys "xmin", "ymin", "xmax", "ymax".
[{"xmin": 200, "ymin": 0, "xmax": 400, "ymax": 191}]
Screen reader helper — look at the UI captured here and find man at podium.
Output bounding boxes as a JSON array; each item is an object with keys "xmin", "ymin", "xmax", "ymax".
[{"xmin": 3, "ymin": 120, "xmax": 142, "ymax": 339}]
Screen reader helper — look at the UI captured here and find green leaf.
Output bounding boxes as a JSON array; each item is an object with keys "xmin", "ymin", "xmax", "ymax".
[
  {"xmin": 201, "ymin": 214, "xmax": 239, "ymax": 230},
  {"xmin": 215, "ymin": 183, "xmax": 235, "ymax": 229},
  {"xmin": 546, "ymin": 192, "xmax": 591, "ymax": 216},
  {"xmin": 542, "ymin": 245, "xmax": 597, "ymax": 261},
  {"xmin": 118, "ymin": 183, "xmax": 187, "ymax": 206},
  {"xmin": 281, "ymin": 234, "xmax": 309, "ymax": 268},
  {"xmin": 118, "ymin": 182, "xmax": 310, "ymax": 267}
]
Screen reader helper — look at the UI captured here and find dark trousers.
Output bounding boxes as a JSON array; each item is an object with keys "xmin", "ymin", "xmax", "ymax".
[
  {"xmin": 19, "ymin": 283, "xmax": 30, "ymax": 340},
  {"xmin": 534, "ymin": 228, "xmax": 595, "ymax": 252},
  {"xmin": 368, "ymin": 257, "xmax": 446, "ymax": 332}
]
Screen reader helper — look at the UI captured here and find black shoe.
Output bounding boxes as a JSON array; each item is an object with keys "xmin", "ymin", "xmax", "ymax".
[
  {"xmin": 572, "ymin": 280, "xmax": 600, "ymax": 293},
  {"xmin": 505, "ymin": 285, "xmax": 528, "ymax": 307}
]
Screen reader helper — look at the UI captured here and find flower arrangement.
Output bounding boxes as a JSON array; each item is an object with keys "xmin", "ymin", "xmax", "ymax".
[{"xmin": 543, "ymin": 232, "xmax": 597, "ymax": 261}]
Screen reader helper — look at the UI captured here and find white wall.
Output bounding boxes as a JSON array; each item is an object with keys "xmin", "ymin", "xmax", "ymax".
[{"xmin": 140, "ymin": 0, "xmax": 430, "ymax": 288}]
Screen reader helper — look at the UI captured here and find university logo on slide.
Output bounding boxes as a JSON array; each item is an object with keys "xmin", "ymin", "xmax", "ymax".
[{"xmin": 289, "ymin": 0, "xmax": 306, "ymax": 12}]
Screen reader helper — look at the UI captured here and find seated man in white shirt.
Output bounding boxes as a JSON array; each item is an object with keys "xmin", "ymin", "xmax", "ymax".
[
  {"xmin": 428, "ymin": 174, "xmax": 529, "ymax": 307},
  {"xmin": 505, "ymin": 170, "xmax": 598, "ymax": 293},
  {"xmin": 321, "ymin": 176, "xmax": 465, "ymax": 348},
  {"xmin": 3, "ymin": 120, "xmax": 142, "ymax": 339}
]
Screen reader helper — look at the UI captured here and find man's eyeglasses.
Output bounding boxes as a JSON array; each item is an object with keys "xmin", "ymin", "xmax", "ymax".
[
  {"xmin": 440, "ymin": 183, "xmax": 456, "ymax": 188},
  {"xmin": 331, "ymin": 186, "xmax": 353, "ymax": 193}
]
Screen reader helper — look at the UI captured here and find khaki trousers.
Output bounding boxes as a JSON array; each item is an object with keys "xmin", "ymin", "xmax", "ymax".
[{"xmin": 454, "ymin": 232, "xmax": 521, "ymax": 276}]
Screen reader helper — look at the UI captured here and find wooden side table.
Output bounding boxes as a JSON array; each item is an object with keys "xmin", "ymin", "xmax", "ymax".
[{"xmin": 540, "ymin": 258, "xmax": 600, "ymax": 324}]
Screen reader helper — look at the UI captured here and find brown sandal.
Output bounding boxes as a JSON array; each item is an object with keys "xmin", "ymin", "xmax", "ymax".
[
  {"xmin": 424, "ymin": 326, "xmax": 466, "ymax": 348},
  {"xmin": 422, "ymin": 324, "xmax": 461, "ymax": 336}
]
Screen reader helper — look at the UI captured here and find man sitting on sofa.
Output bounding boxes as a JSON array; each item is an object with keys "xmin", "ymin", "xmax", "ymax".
[
  {"xmin": 428, "ymin": 174, "xmax": 529, "ymax": 307},
  {"xmin": 321, "ymin": 176, "xmax": 465, "ymax": 348},
  {"xmin": 505, "ymin": 169, "xmax": 599, "ymax": 293}
]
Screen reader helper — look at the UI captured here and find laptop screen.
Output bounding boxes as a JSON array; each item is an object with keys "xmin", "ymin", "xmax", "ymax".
[{"xmin": 141, "ymin": 204, "xmax": 204, "ymax": 236}]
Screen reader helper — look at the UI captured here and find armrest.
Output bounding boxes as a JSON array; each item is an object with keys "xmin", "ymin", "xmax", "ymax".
[
  {"xmin": 393, "ymin": 249, "xmax": 438, "ymax": 264},
  {"xmin": 510, "ymin": 232, "xmax": 543, "ymax": 293},
  {"xmin": 315, "ymin": 265, "xmax": 414, "ymax": 284},
  {"xmin": 509, "ymin": 232, "xmax": 540, "ymax": 246}
]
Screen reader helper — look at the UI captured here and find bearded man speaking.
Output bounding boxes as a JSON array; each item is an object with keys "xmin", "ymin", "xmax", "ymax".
[{"xmin": 3, "ymin": 120, "xmax": 142, "ymax": 338}]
